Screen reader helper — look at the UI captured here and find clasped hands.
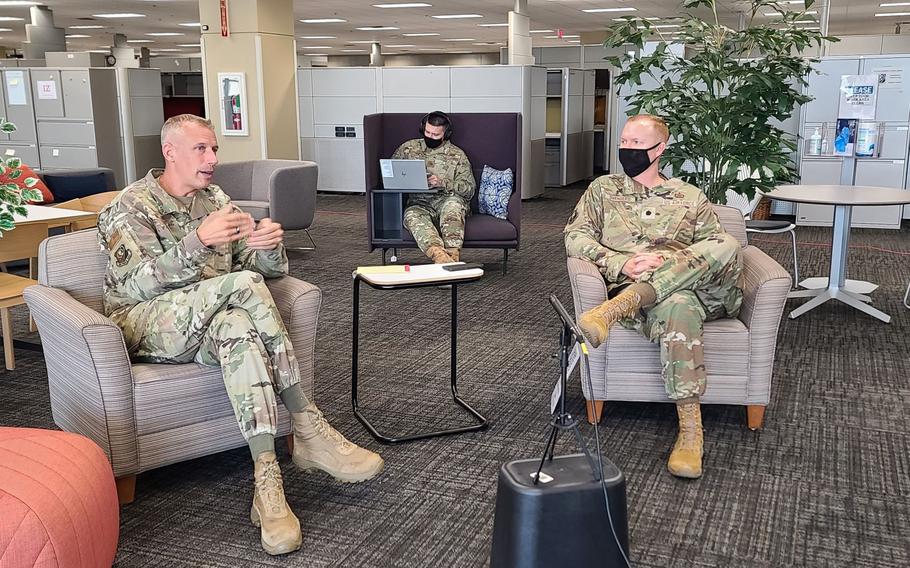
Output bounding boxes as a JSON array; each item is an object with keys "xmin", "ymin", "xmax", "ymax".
[
  {"xmin": 621, "ymin": 252, "xmax": 665, "ymax": 280},
  {"xmin": 196, "ymin": 204, "xmax": 284, "ymax": 250}
]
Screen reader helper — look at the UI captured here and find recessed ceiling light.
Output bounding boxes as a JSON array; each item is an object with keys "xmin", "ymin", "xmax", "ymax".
[
  {"xmin": 356, "ymin": 26, "xmax": 399, "ymax": 30},
  {"xmin": 440, "ymin": 38, "xmax": 475, "ymax": 41},
  {"xmin": 582, "ymin": 7, "xmax": 637, "ymax": 13},
  {"xmin": 402, "ymin": 32, "xmax": 440, "ymax": 36},
  {"xmin": 302, "ymin": 53, "xmax": 328, "ymax": 56},
  {"xmin": 875, "ymin": 11, "xmax": 910, "ymax": 15},
  {"xmin": 70, "ymin": 25, "xmax": 106, "ymax": 29},
  {"xmin": 126, "ymin": 39, "xmax": 154, "ymax": 43},
  {"xmin": 544, "ymin": 34, "xmax": 580, "ymax": 38},
  {"xmin": 349, "ymin": 40, "xmax": 378, "ymax": 44},
  {"xmin": 880, "ymin": 1, "xmax": 910, "ymax": 5},
  {"xmin": 342, "ymin": 49, "xmax": 367, "ymax": 52},
  {"xmin": 65, "ymin": 34, "xmax": 91, "ymax": 38},
  {"xmin": 432, "ymin": 14, "xmax": 483, "ymax": 19},
  {"xmin": 0, "ymin": 16, "xmax": 24, "ymax": 21},
  {"xmin": 0, "ymin": 1, "xmax": 38, "ymax": 5},
  {"xmin": 157, "ymin": 48, "xmax": 182, "ymax": 52},
  {"xmin": 300, "ymin": 35, "xmax": 335, "ymax": 39},
  {"xmin": 300, "ymin": 18, "xmax": 346, "ymax": 23},
  {"xmin": 373, "ymin": 2, "xmax": 431, "ymax": 7},
  {"xmin": 178, "ymin": 22, "xmax": 200, "ymax": 27},
  {"xmin": 529, "ymin": 30, "xmax": 553, "ymax": 33},
  {"xmin": 418, "ymin": 47, "xmax": 442, "ymax": 50},
  {"xmin": 386, "ymin": 44, "xmax": 415, "ymax": 47},
  {"xmin": 0, "ymin": 28, "xmax": 12, "ymax": 32},
  {"xmin": 478, "ymin": 22, "xmax": 508, "ymax": 27},
  {"xmin": 88, "ymin": 50, "xmax": 110, "ymax": 54},
  {"xmin": 301, "ymin": 46, "xmax": 332, "ymax": 49},
  {"xmin": 764, "ymin": 10, "xmax": 817, "ymax": 16},
  {"xmin": 92, "ymin": 13, "xmax": 146, "ymax": 19},
  {"xmin": 146, "ymin": 32, "xmax": 184, "ymax": 36},
  {"xmin": 177, "ymin": 44, "xmax": 200, "ymax": 47}
]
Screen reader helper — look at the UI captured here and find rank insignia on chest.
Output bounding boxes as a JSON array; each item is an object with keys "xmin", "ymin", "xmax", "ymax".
[
  {"xmin": 641, "ymin": 207, "xmax": 657, "ymax": 220},
  {"xmin": 674, "ymin": 191, "xmax": 686, "ymax": 199},
  {"xmin": 114, "ymin": 244, "xmax": 132, "ymax": 267}
]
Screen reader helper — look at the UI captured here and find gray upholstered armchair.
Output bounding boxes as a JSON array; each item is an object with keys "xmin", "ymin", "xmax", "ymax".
[
  {"xmin": 23, "ymin": 229, "xmax": 322, "ymax": 504},
  {"xmin": 212, "ymin": 159, "xmax": 319, "ymax": 250},
  {"xmin": 567, "ymin": 204, "xmax": 792, "ymax": 430}
]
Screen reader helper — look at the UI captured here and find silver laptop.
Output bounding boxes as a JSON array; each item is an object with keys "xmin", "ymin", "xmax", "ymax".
[{"xmin": 379, "ymin": 159, "xmax": 433, "ymax": 191}]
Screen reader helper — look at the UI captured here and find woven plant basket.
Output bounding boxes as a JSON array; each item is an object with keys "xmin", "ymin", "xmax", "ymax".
[{"xmin": 751, "ymin": 196, "xmax": 772, "ymax": 220}]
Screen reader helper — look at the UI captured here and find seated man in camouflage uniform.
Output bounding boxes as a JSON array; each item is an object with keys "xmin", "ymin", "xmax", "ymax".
[
  {"xmin": 97, "ymin": 114, "xmax": 383, "ymax": 556},
  {"xmin": 564, "ymin": 114, "xmax": 742, "ymax": 479},
  {"xmin": 392, "ymin": 111, "xmax": 475, "ymax": 263}
]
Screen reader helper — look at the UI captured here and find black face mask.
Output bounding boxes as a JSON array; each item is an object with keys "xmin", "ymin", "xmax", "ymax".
[
  {"xmin": 618, "ymin": 142, "xmax": 661, "ymax": 178},
  {"xmin": 424, "ymin": 136, "xmax": 444, "ymax": 149}
]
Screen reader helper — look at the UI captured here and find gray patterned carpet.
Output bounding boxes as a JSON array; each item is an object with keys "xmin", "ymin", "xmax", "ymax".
[{"xmin": 2, "ymin": 187, "xmax": 909, "ymax": 567}]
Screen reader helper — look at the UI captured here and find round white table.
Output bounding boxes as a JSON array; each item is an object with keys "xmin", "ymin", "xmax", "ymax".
[{"xmin": 766, "ymin": 184, "xmax": 910, "ymax": 323}]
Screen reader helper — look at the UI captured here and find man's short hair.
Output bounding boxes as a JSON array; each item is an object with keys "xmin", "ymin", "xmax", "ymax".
[
  {"xmin": 628, "ymin": 114, "xmax": 669, "ymax": 143},
  {"xmin": 161, "ymin": 114, "xmax": 214, "ymax": 144}
]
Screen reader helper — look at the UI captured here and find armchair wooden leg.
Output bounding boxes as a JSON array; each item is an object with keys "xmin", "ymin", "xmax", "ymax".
[
  {"xmin": 586, "ymin": 400, "xmax": 604, "ymax": 425},
  {"xmin": 285, "ymin": 433, "xmax": 294, "ymax": 454},
  {"xmin": 116, "ymin": 475, "xmax": 137, "ymax": 505},
  {"xmin": 746, "ymin": 405, "xmax": 766, "ymax": 430},
  {"xmin": 1, "ymin": 307, "xmax": 15, "ymax": 371}
]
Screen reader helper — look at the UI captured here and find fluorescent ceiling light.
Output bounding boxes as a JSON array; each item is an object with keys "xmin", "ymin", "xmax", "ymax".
[
  {"xmin": 126, "ymin": 39, "xmax": 154, "ymax": 43},
  {"xmin": 386, "ymin": 44, "xmax": 415, "ymax": 47},
  {"xmin": 418, "ymin": 47, "xmax": 442, "ymax": 50},
  {"xmin": 70, "ymin": 25, "xmax": 106, "ymax": 29},
  {"xmin": 583, "ymin": 7, "xmax": 637, "ymax": 13},
  {"xmin": 146, "ymin": 32, "xmax": 184, "ymax": 36},
  {"xmin": 544, "ymin": 34, "xmax": 580, "ymax": 38},
  {"xmin": 880, "ymin": 1, "xmax": 910, "ymax": 5},
  {"xmin": 432, "ymin": 14, "xmax": 483, "ymax": 19},
  {"xmin": 0, "ymin": 27, "xmax": 13, "ymax": 32},
  {"xmin": 92, "ymin": 13, "xmax": 146, "ymax": 18},
  {"xmin": 178, "ymin": 22, "xmax": 200, "ymax": 27},
  {"xmin": 441, "ymin": 38, "xmax": 475, "ymax": 41},
  {"xmin": 0, "ymin": 16, "xmax": 24, "ymax": 21},
  {"xmin": 177, "ymin": 44, "xmax": 200, "ymax": 47},
  {"xmin": 300, "ymin": 18, "xmax": 346, "ymax": 23},
  {"xmin": 157, "ymin": 49, "xmax": 182, "ymax": 52},
  {"xmin": 402, "ymin": 32, "xmax": 440, "ymax": 36},
  {"xmin": 529, "ymin": 29, "xmax": 553, "ymax": 33},
  {"xmin": 300, "ymin": 46, "xmax": 332, "ymax": 49},
  {"xmin": 300, "ymin": 35, "xmax": 335, "ymax": 39},
  {"xmin": 302, "ymin": 53, "xmax": 327, "ymax": 56},
  {"xmin": 356, "ymin": 26, "xmax": 399, "ymax": 30},
  {"xmin": 875, "ymin": 11, "xmax": 910, "ymax": 15},
  {"xmin": 88, "ymin": 50, "xmax": 110, "ymax": 54},
  {"xmin": 65, "ymin": 34, "xmax": 91, "ymax": 38},
  {"xmin": 0, "ymin": 1, "xmax": 38, "ymax": 5},
  {"xmin": 342, "ymin": 49, "xmax": 366, "ymax": 52},
  {"xmin": 478, "ymin": 22, "xmax": 508, "ymax": 27},
  {"xmin": 373, "ymin": 2, "xmax": 431, "ymax": 7},
  {"xmin": 349, "ymin": 40, "xmax": 378, "ymax": 44},
  {"xmin": 614, "ymin": 17, "xmax": 661, "ymax": 21},
  {"xmin": 764, "ymin": 10, "xmax": 817, "ymax": 16}
]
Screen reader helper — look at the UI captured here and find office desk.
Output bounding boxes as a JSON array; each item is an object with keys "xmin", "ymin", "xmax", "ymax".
[
  {"xmin": 14, "ymin": 204, "xmax": 98, "ymax": 231},
  {"xmin": 767, "ymin": 185, "xmax": 910, "ymax": 323},
  {"xmin": 351, "ymin": 263, "xmax": 487, "ymax": 444}
]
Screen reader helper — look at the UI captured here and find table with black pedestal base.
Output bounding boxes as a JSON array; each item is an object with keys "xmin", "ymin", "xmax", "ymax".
[{"xmin": 351, "ymin": 263, "xmax": 488, "ymax": 444}]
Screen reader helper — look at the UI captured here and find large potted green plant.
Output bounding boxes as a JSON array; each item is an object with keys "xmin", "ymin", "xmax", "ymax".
[
  {"xmin": 0, "ymin": 116, "xmax": 42, "ymax": 235},
  {"xmin": 604, "ymin": 0, "xmax": 834, "ymax": 204}
]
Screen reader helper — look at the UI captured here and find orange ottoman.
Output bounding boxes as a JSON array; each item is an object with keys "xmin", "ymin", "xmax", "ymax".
[{"xmin": 0, "ymin": 427, "xmax": 119, "ymax": 567}]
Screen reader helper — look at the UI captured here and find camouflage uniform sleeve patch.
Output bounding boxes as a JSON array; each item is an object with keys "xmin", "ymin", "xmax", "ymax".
[{"xmin": 114, "ymin": 243, "xmax": 132, "ymax": 267}]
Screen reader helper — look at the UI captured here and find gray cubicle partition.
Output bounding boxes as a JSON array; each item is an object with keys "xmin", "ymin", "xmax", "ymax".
[
  {"xmin": 0, "ymin": 68, "xmax": 40, "ymax": 168},
  {"xmin": 797, "ymin": 55, "xmax": 910, "ymax": 229}
]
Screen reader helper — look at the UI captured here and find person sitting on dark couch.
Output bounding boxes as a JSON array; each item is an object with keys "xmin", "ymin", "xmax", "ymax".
[{"xmin": 392, "ymin": 111, "xmax": 475, "ymax": 264}]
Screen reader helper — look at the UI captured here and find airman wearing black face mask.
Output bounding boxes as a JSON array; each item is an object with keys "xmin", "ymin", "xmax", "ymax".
[
  {"xmin": 391, "ymin": 111, "xmax": 475, "ymax": 264},
  {"xmin": 564, "ymin": 114, "xmax": 744, "ymax": 481}
]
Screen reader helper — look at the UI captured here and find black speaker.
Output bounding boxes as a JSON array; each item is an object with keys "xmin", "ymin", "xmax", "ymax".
[{"xmin": 490, "ymin": 453, "xmax": 629, "ymax": 568}]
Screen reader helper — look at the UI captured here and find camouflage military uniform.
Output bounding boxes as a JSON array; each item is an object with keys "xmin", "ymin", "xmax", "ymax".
[
  {"xmin": 97, "ymin": 169, "xmax": 300, "ymax": 441},
  {"xmin": 564, "ymin": 174, "xmax": 743, "ymax": 400},
  {"xmin": 392, "ymin": 138, "xmax": 475, "ymax": 253}
]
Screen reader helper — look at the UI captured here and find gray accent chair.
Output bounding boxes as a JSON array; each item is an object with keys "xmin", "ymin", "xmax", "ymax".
[
  {"xmin": 212, "ymin": 159, "xmax": 319, "ymax": 250},
  {"xmin": 23, "ymin": 229, "xmax": 322, "ymax": 504},
  {"xmin": 567, "ymin": 204, "xmax": 792, "ymax": 430}
]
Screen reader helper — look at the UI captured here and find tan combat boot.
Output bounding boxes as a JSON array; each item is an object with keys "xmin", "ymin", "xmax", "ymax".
[
  {"xmin": 250, "ymin": 452, "xmax": 302, "ymax": 555},
  {"xmin": 577, "ymin": 288, "xmax": 644, "ymax": 348},
  {"xmin": 445, "ymin": 247, "xmax": 460, "ymax": 262},
  {"xmin": 291, "ymin": 403, "xmax": 384, "ymax": 483},
  {"xmin": 426, "ymin": 246, "xmax": 454, "ymax": 264},
  {"xmin": 667, "ymin": 401, "xmax": 704, "ymax": 479}
]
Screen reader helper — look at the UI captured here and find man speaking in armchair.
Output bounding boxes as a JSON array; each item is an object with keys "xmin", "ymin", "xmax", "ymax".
[{"xmin": 564, "ymin": 114, "xmax": 743, "ymax": 479}]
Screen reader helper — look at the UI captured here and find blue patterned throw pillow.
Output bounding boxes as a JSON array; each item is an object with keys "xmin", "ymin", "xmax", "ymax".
[{"xmin": 478, "ymin": 165, "xmax": 513, "ymax": 220}]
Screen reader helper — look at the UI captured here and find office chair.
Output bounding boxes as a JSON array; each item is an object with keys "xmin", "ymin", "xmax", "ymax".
[{"xmin": 726, "ymin": 189, "xmax": 800, "ymax": 288}]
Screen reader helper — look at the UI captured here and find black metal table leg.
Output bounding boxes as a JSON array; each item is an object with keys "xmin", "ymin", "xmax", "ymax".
[{"xmin": 351, "ymin": 277, "xmax": 488, "ymax": 444}]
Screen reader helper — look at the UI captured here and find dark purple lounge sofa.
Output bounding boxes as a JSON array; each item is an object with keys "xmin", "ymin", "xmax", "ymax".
[{"xmin": 363, "ymin": 112, "xmax": 522, "ymax": 273}]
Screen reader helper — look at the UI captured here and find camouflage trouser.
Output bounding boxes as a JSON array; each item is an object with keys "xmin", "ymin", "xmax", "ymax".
[
  {"xmin": 114, "ymin": 270, "xmax": 304, "ymax": 440},
  {"xmin": 403, "ymin": 196, "xmax": 470, "ymax": 253},
  {"xmin": 622, "ymin": 234, "xmax": 743, "ymax": 400}
]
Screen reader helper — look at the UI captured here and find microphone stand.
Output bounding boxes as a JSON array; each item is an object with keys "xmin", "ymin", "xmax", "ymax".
[{"xmin": 533, "ymin": 316, "xmax": 601, "ymax": 485}]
